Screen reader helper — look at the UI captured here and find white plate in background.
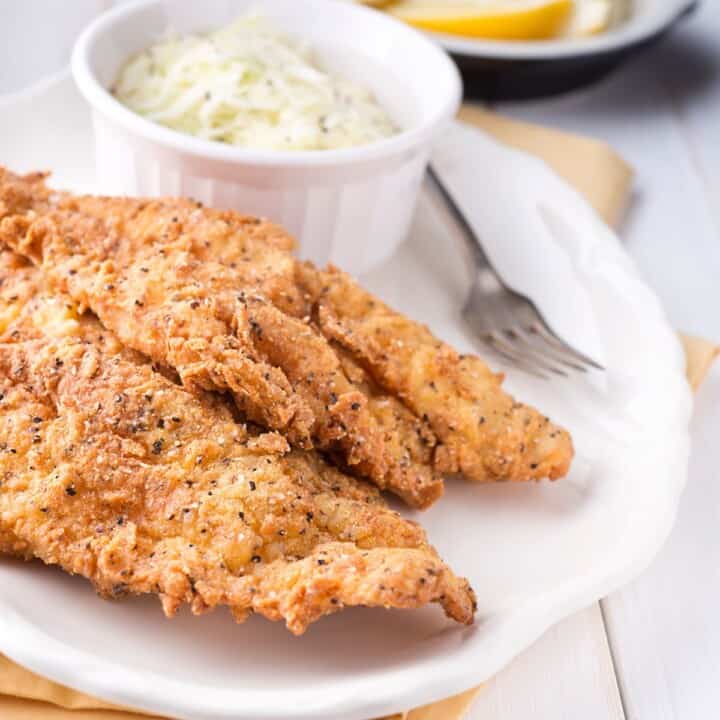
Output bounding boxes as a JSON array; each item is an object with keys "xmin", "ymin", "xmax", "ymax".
[
  {"xmin": 0, "ymin": 74, "xmax": 692, "ymax": 720},
  {"xmin": 416, "ymin": 0, "xmax": 698, "ymax": 100},
  {"xmin": 428, "ymin": 0, "xmax": 696, "ymax": 60}
]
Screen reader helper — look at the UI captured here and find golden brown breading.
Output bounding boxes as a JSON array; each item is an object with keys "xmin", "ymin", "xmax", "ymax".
[
  {"xmin": 241, "ymin": 294, "xmax": 443, "ymax": 506},
  {"xmin": 0, "ymin": 252, "xmax": 474, "ymax": 634},
  {"xmin": 332, "ymin": 343, "xmax": 441, "ymax": 503},
  {"xmin": 0, "ymin": 168, "xmax": 444, "ymax": 508},
  {"xmin": 5, "ymin": 212, "xmax": 315, "ymax": 445},
  {"xmin": 0, "ymin": 167, "xmax": 572, "ymax": 497},
  {"xmin": 296, "ymin": 264, "xmax": 574, "ymax": 483}
]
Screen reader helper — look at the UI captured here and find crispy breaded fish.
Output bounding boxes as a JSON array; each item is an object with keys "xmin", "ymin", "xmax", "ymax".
[
  {"xmin": 0, "ymin": 169, "xmax": 444, "ymax": 508},
  {"xmin": 0, "ymin": 167, "xmax": 572, "ymax": 498},
  {"xmin": 297, "ymin": 264, "xmax": 573, "ymax": 482},
  {"xmin": 0, "ymin": 250, "xmax": 474, "ymax": 634}
]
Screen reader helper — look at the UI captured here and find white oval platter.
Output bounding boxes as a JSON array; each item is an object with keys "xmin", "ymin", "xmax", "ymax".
[{"xmin": 0, "ymin": 74, "xmax": 692, "ymax": 720}]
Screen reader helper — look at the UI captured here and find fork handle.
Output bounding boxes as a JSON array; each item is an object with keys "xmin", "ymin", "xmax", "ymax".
[{"xmin": 425, "ymin": 165, "xmax": 495, "ymax": 271}]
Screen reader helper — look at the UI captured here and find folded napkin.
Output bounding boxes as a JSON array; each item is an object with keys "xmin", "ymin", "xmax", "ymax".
[{"xmin": 2, "ymin": 107, "xmax": 717, "ymax": 720}]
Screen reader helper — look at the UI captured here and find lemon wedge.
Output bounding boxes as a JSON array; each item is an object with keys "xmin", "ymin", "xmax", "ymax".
[
  {"xmin": 351, "ymin": 0, "xmax": 396, "ymax": 6},
  {"xmin": 565, "ymin": 0, "xmax": 612, "ymax": 36},
  {"xmin": 387, "ymin": 0, "xmax": 575, "ymax": 40}
]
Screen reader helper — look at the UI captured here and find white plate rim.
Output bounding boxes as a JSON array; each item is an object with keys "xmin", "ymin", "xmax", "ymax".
[{"xmin": 0, "ymin": 79, "xmax": 693, "ymax": 720}]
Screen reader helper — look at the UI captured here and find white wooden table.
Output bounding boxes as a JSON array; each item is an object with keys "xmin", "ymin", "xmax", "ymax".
[{"xmin": 470, "ymin": 3, "xmax": 720, "ymax": 718}]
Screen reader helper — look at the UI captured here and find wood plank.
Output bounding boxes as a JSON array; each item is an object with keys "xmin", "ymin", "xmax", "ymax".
[
  {"xmin": 602, "ymin": 364, "xmax": 720, "ymax": 720},
  {"xmin": 467, "ymin": 605, "xmax": 624, "ymax": 719},
  {"xmin": 655, "ymin": 4, "xmax": 720, "ymax": 240}
]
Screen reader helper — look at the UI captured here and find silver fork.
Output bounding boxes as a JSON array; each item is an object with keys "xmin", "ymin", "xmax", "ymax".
[{"xmin": 425, "ymin": 165, "xmax": 603, "ymax": 379}]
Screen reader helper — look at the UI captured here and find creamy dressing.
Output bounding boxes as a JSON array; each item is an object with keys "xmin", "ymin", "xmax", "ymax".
[{"xmin": 113, "ymin": 15, "xmax": 398, "ymax": 151}]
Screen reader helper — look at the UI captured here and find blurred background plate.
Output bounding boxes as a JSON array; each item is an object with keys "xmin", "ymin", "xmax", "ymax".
[{"xmin": 389, "ymin": 0, "xmax": 699, "ymax": 99}]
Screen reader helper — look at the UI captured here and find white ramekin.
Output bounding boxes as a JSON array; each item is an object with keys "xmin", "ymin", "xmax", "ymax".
[{"xmin": 71, "ymin": 0, "xmax": 461, "ymax": 273}]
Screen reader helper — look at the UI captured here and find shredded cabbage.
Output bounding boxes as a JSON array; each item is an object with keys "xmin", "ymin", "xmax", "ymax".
[{"xmin": 113, "ymin": 15, "xmax": 398, "ymax": 151}]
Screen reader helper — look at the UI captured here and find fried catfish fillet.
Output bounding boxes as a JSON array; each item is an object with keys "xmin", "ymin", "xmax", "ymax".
[
  {"xmin": 297, "ymin": 264, "xmax": 573, "ymax": 482},
  {"xmin": 0, "ymin": 169, "xmax": 444, "ymax": 508},
  {"xmin": 0, "ymin": 167, "xmax": 572, "ymax": 494},
  {"xmin": 0, "ymin": 254, "xmax": 474, "ymax": 634}
]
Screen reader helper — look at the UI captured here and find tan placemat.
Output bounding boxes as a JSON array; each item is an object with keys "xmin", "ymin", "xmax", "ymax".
[{"xmin": 1, "ymin": 108, "xmax": 717, "ymax": 720}]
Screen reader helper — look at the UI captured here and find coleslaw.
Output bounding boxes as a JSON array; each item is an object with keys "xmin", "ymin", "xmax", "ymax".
[{"xmin": 113, "ymin": 15, "xmax": 398, "ymax": 151}]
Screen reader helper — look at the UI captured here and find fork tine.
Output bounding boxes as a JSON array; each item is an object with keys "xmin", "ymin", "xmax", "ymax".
[
  {"xmin": 429, "ymin": 164, "xmax": 603, "ymax": 377},
  {"xmin": 529, "ymin": 322, "xmax": 605, "ymax": 370},
  {"xmin": 499, "ymin": 331, "xmax": 569, "ymax": 377},
  {"xmin": 513, "ymin": 328, "xmax": 589, "ymax": 373},
  {"xmin": 483, "ymin": 333, "xmax": 551, "ymax": 379}
]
